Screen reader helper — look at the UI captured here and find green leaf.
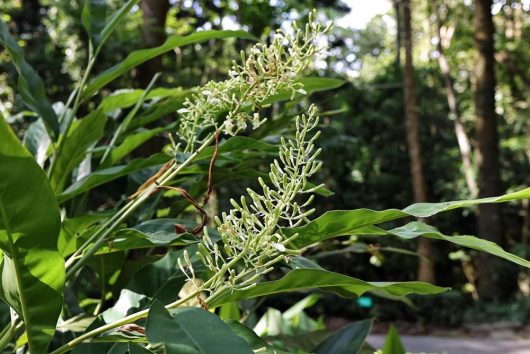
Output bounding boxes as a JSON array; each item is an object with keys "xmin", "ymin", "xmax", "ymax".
[
  {"xmin": 50, "ymin": 108, "xmax": 106, "ymax": 193},
  {"xmin": 99, "ymin": 0, "xmax": 139, "ymax": 48},
  {"xmin": 127, "ymin": 96, "xmax": 186, "ymax": 131},
  {"xmin": 146, "ymin": 301, "xmax": 253, "ymax": 354},
  {"xmin": 195, "ymin": 136, "xmax": 278, "ymax": 161},
  {"xmin": 209, "ymin": 269, "xmax": 448, "ymax": 307},
  {"xmin": 82, "ymin": 0, "xmax": 107, "ymax": 47},
  {"xmin": 126, "ymin": 247, "xmax": 203, "ymax": 303},
  {"xmin": 262, "ymin": 77, "xmax": 345, "ymax": 105},
  {"xmin": 283, "ymin": 294, "xmax": 320, "ymax": 322},
  {"xmin": 0, "ymin": 19, "xmax": 60, "ymax": 137},
  {"xmin": 97, "ymin": 219, "xmax": 205, "ymax": 254},
  {"xmin": 0, "ymin": 118, "xmax": 64, "ymax": 353},
  {"xmin": 101, "ymin": 124, "xmax": 175, "ymax": 168},
  {"xmin": 382, "ymin": 325, "xmax": 406, "ymax": 354},
  {"xmin": 58, "ymin": 213, "xmax": 111, "ymax": 257},
  {"xmin": 83, "ymin": 30, "xmax": 256, "ymax": 98},
  {"xmin": 313, "ymin": 319, "xmax": 373, "ymax": 354},
  {"xmin": 58, "ymin": 153, "xmax": 171, "ymax": 202},
  {"xmin": 219, "ymin": 302, "xmax": 241, "ymax": 321},
  {"xmin": 383, "ymin": 221, "xmax": 530, "ymax": 268},
  {"xmin": 23, "ymin": 119, "xmax": 51, "ymax": 166},
  {"xmin": 225, "ymin": 320, "xmax": 272, "ymax": 351},
  {"xmin": 100, "ymin": 87, "xmax": 186, "ymax": 113},
  {"xmin": 283, "ymin": 188, "xmax": 530, "ymax": 248}
]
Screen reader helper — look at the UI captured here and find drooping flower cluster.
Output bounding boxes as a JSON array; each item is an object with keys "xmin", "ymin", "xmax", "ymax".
[
  {"xmin": 178, "ymin": 105, "xmax": 324, "ymax": 296},
  {"xmin": 175, "ymin": 10, "xmax": 330, "ymax": 152}
]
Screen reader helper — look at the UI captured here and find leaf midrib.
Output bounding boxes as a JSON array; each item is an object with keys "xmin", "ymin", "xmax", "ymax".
[{"xmin": 0, "ymin": 199, "xmax": 34, "ymax": 351}]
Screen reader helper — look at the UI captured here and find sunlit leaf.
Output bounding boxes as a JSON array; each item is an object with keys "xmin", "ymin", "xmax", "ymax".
[{"xmin": 0, "ymin": 118, "xmax": 64, "ymax": 353}]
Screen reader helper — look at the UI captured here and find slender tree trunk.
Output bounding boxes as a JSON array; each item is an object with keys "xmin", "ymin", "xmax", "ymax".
[
  {"xmin": 402, "ymin": 0, "xmax": 435, "ymax": 284},
  {"xmin": 473, "ymin": 0, "xmax": 505, "ymax": 300},
  {"xmin": 434, "ymin": 2, "xmax": 478, "ymax": 196},
  {"xmin": 138, "ymin": 0, "xmax": 170, "ymax": 87},
  {"xmin": 393, "ymin": 0, "xmax": 401, "ymax": 67}
]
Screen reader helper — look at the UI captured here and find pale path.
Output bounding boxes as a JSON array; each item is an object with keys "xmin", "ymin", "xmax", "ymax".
[{"xmin": 367, "ymin": 335, "xmax": 530, "ymax": 354}]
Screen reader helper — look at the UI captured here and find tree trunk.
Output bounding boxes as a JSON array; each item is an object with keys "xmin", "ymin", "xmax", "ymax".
[
  {"xmin": 138, "ymin": 0, "xmax": 170, "ymax": 87},
  {"xmin": 434, "ymin": 1, "xmax": 478, "ymax": 196},
  {"xmin": 473, "ymin": 0, "xmax": 505, "ymax": 301},
  {"xmin": 402, "ymin": 0, "xmax": 435, "ymax": 284},
  {"xmin": 393, "ymin": 0, "xmax": 401, "ymax": 67}
]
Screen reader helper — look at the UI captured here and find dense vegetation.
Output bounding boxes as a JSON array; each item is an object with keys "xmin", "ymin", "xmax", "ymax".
[{"xmin": 0, "ymin": 0, "xmax": 529, "ymax": 353}]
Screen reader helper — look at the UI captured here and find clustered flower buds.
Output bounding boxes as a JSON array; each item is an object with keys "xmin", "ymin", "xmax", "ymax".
[
  {"xmin": 179, "ymin": 105, "xmax": 324, "ymax": 296},
  {"xmin": 175, "ymin": 10, "xmax": 330, "ymax": 153}
]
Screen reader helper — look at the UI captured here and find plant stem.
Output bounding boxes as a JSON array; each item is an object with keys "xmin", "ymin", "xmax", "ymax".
[
  {"xmin": 54, "ymin": 241, "xmax": 253, "ymax": 353},
  {"xmin": 50, "ymin": 291, "xmax": 197, "ymax": 354},
  {"xmin": 65, "ymin": 132, "xmax": 218, "ymax": 277},
  {"xmin": 47, "ymin": 53, "xmax": 98, "ymax": 179}
]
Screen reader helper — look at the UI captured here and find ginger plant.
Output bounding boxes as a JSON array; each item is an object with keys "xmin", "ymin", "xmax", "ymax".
[
  {"xmin": 51, "ymin": 105, "xmax": 324, "ymax": 354},
  {"xmin": 180, "ymin": 104, "xmax": 323, "ymax": 300},
  {"xmin": 65, "ymin": 10, "xmax": 330, "ymax": 277}
]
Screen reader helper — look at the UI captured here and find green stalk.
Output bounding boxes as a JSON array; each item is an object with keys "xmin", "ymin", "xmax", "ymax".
[
  {"xmin": 47, "ymin": 53, "xmax": 98, "ymax": 179},
  {"xmin": 65, "ymin": 132, "xmax": 218, "ymax": 277},
  {"xmin": 53, "ymin": 245, "xmax": 250, "ymax": 354},
  {"xmin": 99, "ymin": 73, "xmax": 161, "ymax": 165},
  {"xmin": 66, "ymin": 81, "xmax": 258, "ymax": 275}
]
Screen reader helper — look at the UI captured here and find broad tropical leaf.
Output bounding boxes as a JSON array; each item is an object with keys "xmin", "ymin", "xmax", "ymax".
[
  {"xmin": 146, "ymin": 301, "xmax": 253, "ymax": 354},
  {"xmin": 0, "ymin": 118, "xmax": 64, "ymax": 353}
]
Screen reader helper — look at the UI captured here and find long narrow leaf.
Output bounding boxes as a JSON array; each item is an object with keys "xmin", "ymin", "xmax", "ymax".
[
  {"xmin": 383, "ymin": 221, "xmax": 530, "ymax": 268},
  {"xmin": 99, "ymin": 0, "xmax": 140, "ymax": 47},
  {"xmin": 50, "ymin": 108, "xmax": 106, "ymax": 193},
  {"xmin": 83, "ymin": 30, "xmax": 256, "ymax": 98},
  {"xmin": 283, "ymin": 188, "xmax": 530, "ymax": 248},
  {"xmin": 81, "ymin": 0, "xmax": 107, "ymax": 47},
  {"xmin": 0, "ymin": 19, "xmax": 60, "ymax": 137},
  {"xmin": 58, "ymin": 153, "xmax": 171, "ymax": 202},
  {"xmin": 208, "ymin": 269, "xmax": 448, "ymax": 308}
]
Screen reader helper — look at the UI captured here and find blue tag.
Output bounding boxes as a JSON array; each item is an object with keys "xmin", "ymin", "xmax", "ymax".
[{"xmin": 357, "ymin": 296, "xmax": 373, "ymax": 308}]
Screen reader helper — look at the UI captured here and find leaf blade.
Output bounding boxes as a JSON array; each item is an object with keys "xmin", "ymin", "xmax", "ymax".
[
  {"xmin": 146, "ymin": 301, "xmax": 253, "ymax": 354},
  {"xmin": 50, "ymin": 108, "xmax": 106, "ymax": 193},
  {"xmin": 0, "ymin": 118, "xmax": 64, "ymax": 353},
  {"xmin": 0, "ymin": 19, "xmax": 60, "ymax": 137},
  {"xmin": 208, "ymin": 269, "xmax": 448, "ymax": 308},
  {"xmin": 313, "ymin": 319, "xmax": 373, "ymax": 354},
  {"xmin": 83, "ymin": 30, "xmax": 256, "ymax": 98}
]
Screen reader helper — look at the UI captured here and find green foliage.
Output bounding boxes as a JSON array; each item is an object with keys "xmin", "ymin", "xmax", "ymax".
[
  {"xmin": 208, "ymin": 269, "xmax": 448, "ymax": 308},
  {"xmin": 382, "ymin": 325, "xmax": 406, "ymax": 354},
  {"xmin": 0, "ymin": 2, "xmax": 528, "ymax": 353},
  {"xmin": 82, "ymin": 30, "xmax": 256, "ymax": 99},
  {"xmin": 0, "ymin": 18, "xmax": 59, "ymax": 137},
  {"xmin": 0, "ymin": 119, "xmax": 64, "ymax": 353},
  {"xmin": 313, "ymin": 319, "xmax": 373, "ymax": 354},
  {"xmin": 146, "ymin": 301, "xmax": 253, "ymax": 354}
]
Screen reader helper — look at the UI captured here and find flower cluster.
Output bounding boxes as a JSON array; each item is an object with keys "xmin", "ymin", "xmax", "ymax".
[
  {"xmin": 178, "ymin": 105, "xmax": 324, "ymax": 296},
  {"xmin": 175, "ymin": 10, "xmax": 330, "ymax": 152}
]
